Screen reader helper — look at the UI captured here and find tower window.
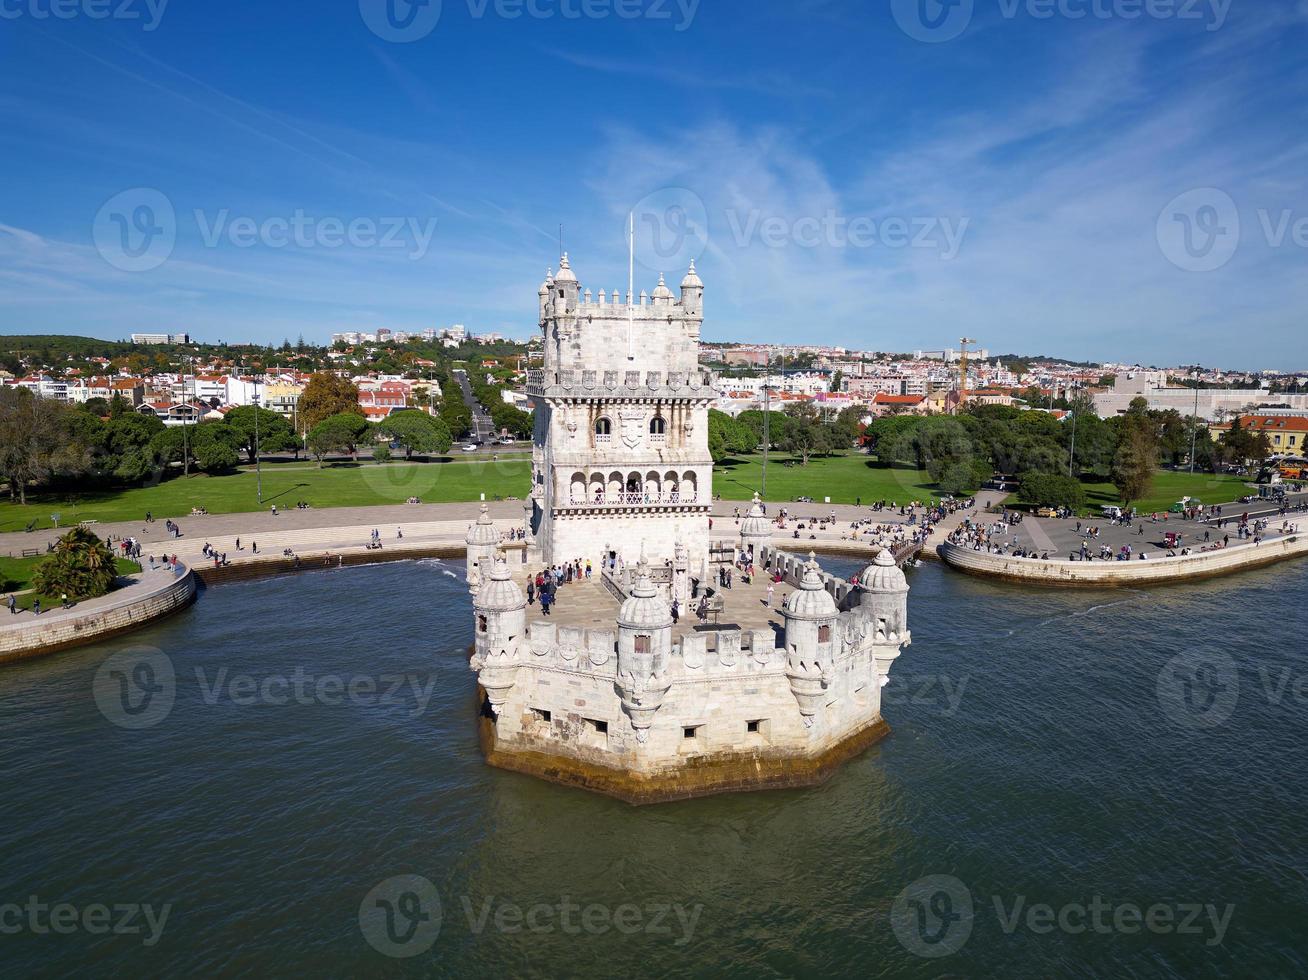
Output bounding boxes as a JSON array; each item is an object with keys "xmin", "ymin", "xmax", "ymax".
[
  {"xmin": 634, "ymin": 634, "xmax": 650, "ymax": 654},
  {"xmin": 683, "ymin": 726, "xmax": 700, "ymax": 739},
  {"xmin": 477, "ymin": 615, "xmax": 488, "ymax": 633},
  {"xmin": 818, "ymin": 624, "xmax": 831, "ymax": 643},
  {"xmin": 746, "ymin": 720, "xmax": 761, "ymax": 734},
  {"xmin": 649, "ymin": 416, "xmax": 667, "ymax": 436},
  {"xmin": 595, "ymin": 417, "xmax": 612, "ymax": 444}
]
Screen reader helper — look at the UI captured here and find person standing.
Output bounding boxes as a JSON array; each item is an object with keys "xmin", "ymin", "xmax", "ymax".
[
  {"xmin": 526, "ymin": 577, "xmax": 535, "ymax": 605},
  {"xmin": 6, "ymin": 594, "xmax": 15, "ymax": 615}
]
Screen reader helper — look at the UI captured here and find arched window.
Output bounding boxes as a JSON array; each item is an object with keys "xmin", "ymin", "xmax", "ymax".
[
  {"xmin": 649, "ymin": 415, "xmax": 666, "ymax": 436},
  {"xmin": 818, "ymin": 624, "xmax": 831, "ymax": 643},
  {"xmin": 477, "ymin": 615, "xmax": 488, "ymax": 633},
  {"xmin": 595, "ymin": 417, "xmax": 612, "ymax": 444}
]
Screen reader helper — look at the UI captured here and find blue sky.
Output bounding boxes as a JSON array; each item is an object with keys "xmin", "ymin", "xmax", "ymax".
[{"xmin": 1, "ymin": 0, "xmax": 1306, "ymax": 368}]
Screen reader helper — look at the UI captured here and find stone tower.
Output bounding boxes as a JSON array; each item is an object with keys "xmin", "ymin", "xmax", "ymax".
[{"xmin": 525, "ymin": 254, "xmax": 716, "ymax": 568}]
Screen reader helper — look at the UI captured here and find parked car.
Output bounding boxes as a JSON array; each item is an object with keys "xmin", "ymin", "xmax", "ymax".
[{"xmin": 461, "ymin": 444, "xmax": 478, "ymax": 453}]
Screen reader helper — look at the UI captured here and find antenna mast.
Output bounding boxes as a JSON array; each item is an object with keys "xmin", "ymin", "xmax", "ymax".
[{"xmin": 627, "ymin": 212, "xmax": 635, "ymax": 361}]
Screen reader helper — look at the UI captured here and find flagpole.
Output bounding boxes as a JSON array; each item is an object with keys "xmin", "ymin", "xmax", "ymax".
[{"xmin": 627, "ymin": 212, "xmax": 635, "ymax": 361}]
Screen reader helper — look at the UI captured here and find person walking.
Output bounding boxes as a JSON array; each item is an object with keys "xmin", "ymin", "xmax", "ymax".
[
  {"xmin": 539, "ymin": 589, "xmax": 553, "ymax": 616},
  {"xmin": 671, "ymin": 598, "xmax": 680, "ymax": 624},
  {"xmin": 526, "ymin": 577, "xmax": 535, "ymax": 605},
  {"xmin": 6, "ymin": 594, "xmax": 15, "ymax": 615}
]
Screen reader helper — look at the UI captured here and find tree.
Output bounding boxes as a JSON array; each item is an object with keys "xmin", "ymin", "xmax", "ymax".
[
  {"xmin": 372, "ymin": 445, "xmax": 392, "ymax": 464},
  {"xmin": 1112, "ymin": 422, "xmax": 1157, "ymax": 509},
  {"xmin": 307, "ymin": 412, "xmax": 369, "ymax": 466},
  {"xmin": 376, "ymin": 410, "xmax": 453, "ymax": 459},
  {"xmin": 222, "ymin": 406, "xmax": 297, "ymax": 464},
  {"xmin": 1017, "ymin": 472, "xmax": 1087, "ymax": 511},
  {"xmin": 0, "ymin": 387, "xmax": 88, "ymax": 503},
  {"xmin": 33, "ymin": 527, "xmax": 120, "ymax": 600},
  {"xmin": 297, "ymin": 373, "xmax": 361, "ymax": 434},
  {"xmin": 103, "ymin": 413, "xmax": 165, "ymax": 483},
  {"xmin": 707, "ymin": 410, "xmax": 754, "ymax": 462}
]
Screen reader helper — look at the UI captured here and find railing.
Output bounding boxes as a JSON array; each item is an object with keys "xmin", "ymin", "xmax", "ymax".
[
  {"xmin": 595, "ymin": 433, "xmax": 612, "ymax": 445},
  {"xmin": 567, "ymin": 492, "xmax": 694, "ymax": 507}
]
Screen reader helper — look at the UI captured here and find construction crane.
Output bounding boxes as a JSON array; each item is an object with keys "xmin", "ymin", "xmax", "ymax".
[{"xmin": 957, "ymin": 337, "xmax": 976, "ymax": 413}]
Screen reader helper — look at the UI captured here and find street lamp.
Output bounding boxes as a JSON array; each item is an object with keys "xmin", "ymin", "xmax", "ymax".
[{"xmin": 253, "ymin": 387, "xmax": 263, "ymax": 505}]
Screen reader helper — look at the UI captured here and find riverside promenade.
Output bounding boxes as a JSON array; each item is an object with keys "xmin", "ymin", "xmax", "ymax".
[
  {"xmin": 0, "ymin": 494, "xmax": 1001, "ymax": 583},
  {"xmin": 0, "ymin": 561, "xmax": 196, "ymax": 662}
]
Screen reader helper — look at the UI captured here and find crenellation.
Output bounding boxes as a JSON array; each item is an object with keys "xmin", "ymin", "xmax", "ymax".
[{"xmin": 467, "ymin": 248, "xmax": 911, "ymax": 802}]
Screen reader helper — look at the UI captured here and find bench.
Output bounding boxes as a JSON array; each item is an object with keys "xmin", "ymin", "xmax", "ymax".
[
  {"xmin": 78, "ymin": 519, "xmax": 99, "ymax": 527},
  {"xmin": 21, "ymin": 548, "xmax": 40, "ymax": 558}
]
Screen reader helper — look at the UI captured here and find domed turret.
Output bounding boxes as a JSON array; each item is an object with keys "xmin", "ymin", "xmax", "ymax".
[
  {"xmin": 857, "ymin": 548, "xmax": 910, "ymax": 647},
  {"xmin": 782, "ymin": 554, "xmax": 840, "ymax": 728},
  {"xmin": 679, "ymin": 260, "xmax": 703, "ymax": 316},
  {"xmin": 651, "ymin": 273, "xmax": 674, "ymax": 307},
  {"xmin": 472, "ymin": 557, "xmax": 527, "ymax": 711},
  {"xmin": 783, "ymin": 553, "xmax": 839, "ymax": 620},
  {"xmin": 859, "ymin": 547, "xmax": 908, "ymax": 592},
  {"xmin": 553, "ymin": 252, "xmax": 577, "ymax": 284},
  {"xmin": 465, "ymin": 503, "xmax": 499, "ymax": 591},
  {"xmin": 738, "ymin": 492, "xmax": 772, "ymax": 559},
  {"xmin": 618, "ymin": 558, "xmax": 673, "ymax": 630},
  {"xmin": 616, "ymin": 558, "xmax": 673, "ymax": 743}
]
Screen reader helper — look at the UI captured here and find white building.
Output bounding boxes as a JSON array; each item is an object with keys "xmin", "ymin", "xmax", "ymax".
[
  {"xmin": 465, "ymin": 252, "xmax": 913, "ymax": 803},
  {"xmin": 525, "ymin": 255, "xmax": 714, "ymax": 567}
]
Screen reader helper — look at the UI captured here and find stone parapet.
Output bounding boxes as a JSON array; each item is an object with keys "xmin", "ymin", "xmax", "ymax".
[
  {"xmin": 937, "ymin": 535, "xmax": 1308, "ymax": 586},
  {"xmin": 0, "ymin": 565, "xmax": 197, "ymax": 664}
]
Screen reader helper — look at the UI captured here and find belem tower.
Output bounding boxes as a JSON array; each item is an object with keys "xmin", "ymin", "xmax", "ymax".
[{"xmin": 465, "ymin": 252, "xmax": 912, "ymax": 803}]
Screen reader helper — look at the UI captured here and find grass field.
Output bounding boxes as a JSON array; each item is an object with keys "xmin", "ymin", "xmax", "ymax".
[
  {"xmin": 0, "ymin": 453, "xmax": 1256, "ymax": 532},
  {"xmin": 713, "ymin": 454, "xmax": 938, "ymax": 505},
  {"xmin": 1, "ymin": 555, "xmax": 142, "ymax": 611},
  {"xmin": 0, "ymin": 458, "xmax": 532, "ymax": 532},
  {"xmin": 1079, "ymin": 470, "xmax": 1251, "ymax": 515}
]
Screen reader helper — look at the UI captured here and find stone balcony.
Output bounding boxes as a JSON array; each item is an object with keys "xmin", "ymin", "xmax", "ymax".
[{"xmin": 525, "ymin": 368, "xmax": 716, "ymax": 401}]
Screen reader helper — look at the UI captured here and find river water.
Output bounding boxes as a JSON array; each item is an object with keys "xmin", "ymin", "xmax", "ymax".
[{"xmin": 1, "ymin": 556, "xmax": 1306, "ymax": 977}]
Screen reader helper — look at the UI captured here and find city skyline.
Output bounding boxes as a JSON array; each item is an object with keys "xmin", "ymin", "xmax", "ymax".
[{"xmin": 2, "ymin": 3, "xmax": 1306, "ymax": 368}]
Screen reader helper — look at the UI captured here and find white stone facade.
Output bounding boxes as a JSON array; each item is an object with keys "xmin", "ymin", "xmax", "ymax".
[
  {"xmin": 464, "ymin": 250, "xmax": 912, "ymax": 801},
  {"xmin": 525, "ymin": 254, "xmax": 714, "ymax": 569}
]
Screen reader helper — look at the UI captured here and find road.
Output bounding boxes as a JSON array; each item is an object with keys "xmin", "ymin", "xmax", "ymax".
[{"xmin": 452, "ymin": 368, "xmax": 496, "ymax": 446}]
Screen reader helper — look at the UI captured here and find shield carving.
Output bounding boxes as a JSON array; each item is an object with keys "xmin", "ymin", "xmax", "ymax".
[{"xmin": 618, "ymin": 410, "xmax": 645, "ymax": 448}]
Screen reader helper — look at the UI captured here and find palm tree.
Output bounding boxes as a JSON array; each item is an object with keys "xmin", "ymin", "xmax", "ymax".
[{"xmin": 33, "ymin": 527, "xmax": 121, "ymax": 600}]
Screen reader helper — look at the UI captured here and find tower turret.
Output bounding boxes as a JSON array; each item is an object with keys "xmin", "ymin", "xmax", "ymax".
[
  {"xmin": 472, "ymin": 556, "xmax": 527, "ymax": 711},
  {"xmin": 464, "ymin": 502, "xmax": 499, "ymax": 592},
  {"xmin": 738, "ymin": 491, "xmax": 772, "ymax": 560},
  {"xmin": 538, "ymin": 270, "xmax": 552, "ymax": 320},
  {"xmin": 782, "ymin": 553, "xmax": 839, "ymax": 727},
  {"xmin": 680, "ymin": 260, "xmax": 703, "ymax": 317},
  {"xmin": 615, "ymin": 557, "xmax": 673, "ymax": 742},
  {"xmin": 651, "ymin": 273, "xmax": 674, "ymax": 308},
  {"xmin": 552, "ymin": 253, "xmax": 578, "ymax": 315},
  {"xmin": 857, "ymin": 548, "xmax": 911, "ymax": 683}
]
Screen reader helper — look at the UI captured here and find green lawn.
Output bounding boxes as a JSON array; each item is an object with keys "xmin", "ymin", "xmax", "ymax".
[
  {"xmin": 0, "ymin": 453, "xmax": 1256, "ymax": 532},
  {"xmin": 713, "ymin": 453, "xmax": 939, "ymax": 505},
  {"xmin": 1, "ymin": 556, "xmax": 142, "ymax": 611},
  {"xmin": 1079, "ymin": 471, "xmax": 1251, "ymax": 515},
  {"xmin": 0, "ymin": 458, "xmax": 532, "ymax": 532}
]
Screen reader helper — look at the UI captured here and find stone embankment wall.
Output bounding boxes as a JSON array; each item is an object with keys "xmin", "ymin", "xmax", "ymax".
[
  {"xmin": 0, "ymin": 566, "xmax": 197, "ymax": 664},
  {"xmin": 938, "ymin": 534, "xmax": 1308, "ymax": 586}
]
